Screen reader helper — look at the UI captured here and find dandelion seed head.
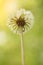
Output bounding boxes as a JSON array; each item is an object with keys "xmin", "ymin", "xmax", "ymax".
[{"xmin": 7, "ymin": 9, "xmax": 34, "ymax": 34}]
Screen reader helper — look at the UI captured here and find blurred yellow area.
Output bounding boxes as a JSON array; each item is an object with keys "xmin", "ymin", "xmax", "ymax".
[{"xmin": 0, "ymin": 0, "xmax": 18, "ymax": 26}]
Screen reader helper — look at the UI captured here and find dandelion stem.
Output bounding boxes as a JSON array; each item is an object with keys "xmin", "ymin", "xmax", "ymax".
[{"xmin": 20, "ymin": 30, "xmax": 25, "ymax": 65}]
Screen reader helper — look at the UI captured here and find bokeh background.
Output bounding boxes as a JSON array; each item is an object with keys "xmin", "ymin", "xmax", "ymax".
[{"xmin": 0, "ymin": 0, "xmax": 43, "ymax": 65}]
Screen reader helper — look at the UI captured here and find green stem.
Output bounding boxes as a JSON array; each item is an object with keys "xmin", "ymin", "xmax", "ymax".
[{"xmin": 20, "ymin": 31, "xmax": 25, "ymax": 65}]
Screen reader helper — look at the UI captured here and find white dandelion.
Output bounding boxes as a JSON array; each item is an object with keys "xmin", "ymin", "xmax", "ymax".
[{"xmin": 7, "ymin": 9, "xmax": 34, "ymax": 65}]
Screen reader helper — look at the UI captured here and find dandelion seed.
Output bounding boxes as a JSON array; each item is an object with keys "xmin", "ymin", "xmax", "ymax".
[
  {"xmin": 7, "ymin": 9, "xmax": 34, "ymax": 65},
  {"xmin": 7, "ymin": 9, "xmax": 34, "ymax": 34}
]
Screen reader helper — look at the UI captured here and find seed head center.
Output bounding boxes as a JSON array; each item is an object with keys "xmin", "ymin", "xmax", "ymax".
[{"xmin": 16, "ymin": 17, "xmax": 25, "ymax": 27}]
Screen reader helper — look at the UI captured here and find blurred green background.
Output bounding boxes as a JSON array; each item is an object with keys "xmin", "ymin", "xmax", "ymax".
[{"xmin": 0, "ymin": 0, "xmax": 43, "ymax": 65}]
